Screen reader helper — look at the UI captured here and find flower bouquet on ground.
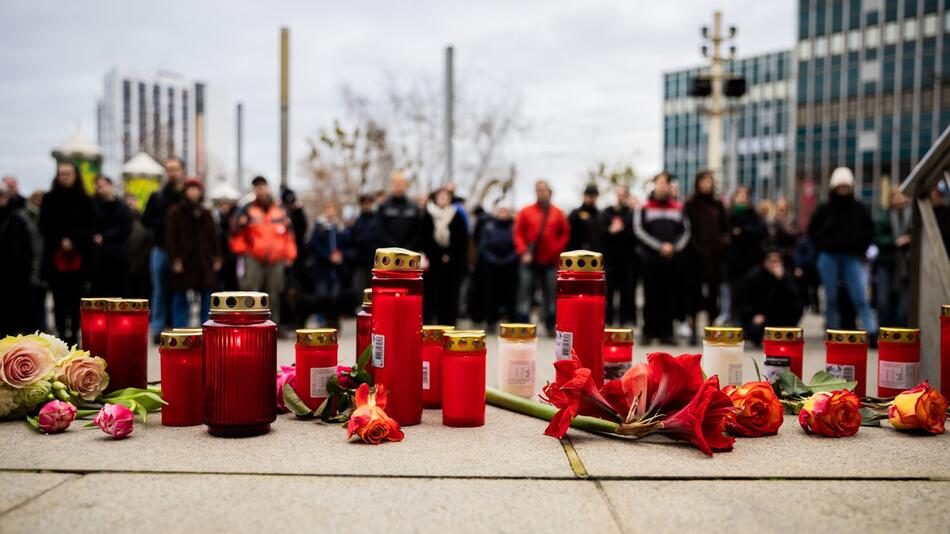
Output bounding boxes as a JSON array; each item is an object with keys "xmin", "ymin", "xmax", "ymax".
[{"xmin": 0, "ymin": 333, "xmax": 164, "ymax": 437}]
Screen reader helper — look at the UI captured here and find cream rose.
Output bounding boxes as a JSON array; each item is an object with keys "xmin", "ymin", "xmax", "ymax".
[
  {"xmin": 57, "ymin": 351, "xmax": 109, "ymax": 401},
  {"xmin": 0, "ymin": 337, "xmax": 55, "ymax": 388}
]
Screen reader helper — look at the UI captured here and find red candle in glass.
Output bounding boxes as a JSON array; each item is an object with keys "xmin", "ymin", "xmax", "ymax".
[
  {"xmin": 294, "ymin": 328, "xmax": 339, "ymax": 411},
  {"xmin": 356, "ymin": 288, "xmax": 373, "ymax": 363},
  {"xmin": 371, "ymin": 248, "xmax": 424, "ymax": 426},
  {"xmin": 603, "ymin": 328, "xmax": 634, "ymax": 382},
  {"xmin": 877, "ymin": 327, "xmax": 921, "ymax": 397},
  {"xmin": 203, "ymin": 291, "xmax": 277, "ymax": 437},
  {"xmin": 104, "ymin": 299, "xmax": 150, "ymax": 391},
  {"xmin": 942, "ymin": 305, "xmax": 950, "ymax": 399},
  {"xmin": 762, "ymin": 327, "xmax": 804, "ymax": 382},
  {"xmin": 80, "ymin": 298, "xmax": 110, "ymax": 359},
  {"xmin": 556, "ymin": 251, "xmax": 606, "ymax": 386},
  {"xmin": 825, "ymin": 329, "xmax": 868, "ymax": 397},
  {"xmin": 159, "ymin": 330, "xmax": 203, "ymax": 426},
  {"xmin": 441, "ymin": 330, "xmax": 487, "ymax": 427},
  {"xmin": 422, "ymin": 325, "xmax": 454, "ymax": 408}
]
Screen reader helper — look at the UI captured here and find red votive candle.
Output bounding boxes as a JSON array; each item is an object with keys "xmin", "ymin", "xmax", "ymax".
[
  {"xmin": 371, "ymin": 248, "xmax": 424, "ymax": 426},
  {"xmin": 763, "ymin": 327, "xmax": 804, "ymax": 382},
  {"xmin": 422, "ymin": 325, "xmax": 454, "ymax": 408},
  {"xmin": 356, "ymin": 288, "xmax": 373, "ymax": 364},
  {"xmin": 556, "ymin": 251, "xmax": 606, "ymax": 386},
  {"xmin": 294, "ymin": 328, "xmax": 339, "ymax": 411},
  {"xmin": 441, "ymin": 330, "xmax": 487, "ymax": 427},
  {"xmin": 159, "ymin": 330, "xmax": 203, "ymax": 426},
  {"xmin": 203, "ymin": 291, "xmax": 277, "ymax": 437},
  {"xmin": 941, "ymin": 305, "xmax": 950, "ymax": 399},
  {"xmin": 877, "ymin": 327, "xmax": 921, "ymax": 397},
  {"xmin": 603, "ymin": 328, "xmax": 634, "ymax": 382},
  {"xmin": 825, "ymin": 329, "xmax": 868, "ymax": 397},
  {"xmin": 104, "ymin": 299, "xmax": 150, "ymax": 391},
  {"xmin": 80, "ymin": 298, "xmax": 111, "ymax": 359}
]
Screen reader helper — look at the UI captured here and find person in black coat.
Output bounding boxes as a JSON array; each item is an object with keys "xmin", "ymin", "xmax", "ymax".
[
  {"xmin": 307, "ymin": 202, "xmax": 351, "ymax": 330},
  {"xmin": 91, "ymin": 176, "xmax": 132, "ymax": 297},
  {"xmin": 422, "ymin": 187, "xmax": 469, "ymax": 325},
  {"xmin": 0, "ymin": 183, "xmax": 33, "ymax": 336},
  {"xmin": 737, "ymin": 248, "xmax": 804, "ymax": 345},
  {"xmin": 142, "ymin": 157, "xmax": 185, "ymax": 338},
  {"xmin": 567, "ymin": 184, "xmax": 602, "ymax": 252},
  {"xmin": 683, "ymin": 170, "xmax": 728, "ymax": 339},
  {"xmin": 724, "ymin": 186, "xmax": 767, "ymax": 323},
  {"xmin": 600, "ymin": 184, "xmax": 638, "ymax": 327},
  {"xmin": 166, "ymin": 179, "xmax": 221, "ymax": 327},
  {"xmin": 478, "ymin": 206, "xmax": 519, "ymax": 327},
  {"xmin": 378, "ymin": 173, "xmax": 423, "ymax": 251},
  {"xmin": 348, "ymin": 193, "xmax": 380, "ymax": 296},
  {"xmin": 39, "ymin": 161, "xmax": 94, "ymax": 345}
]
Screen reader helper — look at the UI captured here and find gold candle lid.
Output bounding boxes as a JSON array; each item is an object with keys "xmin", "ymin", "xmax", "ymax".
[
  {"xmin": 704, "ymin": 326, "xmax": 743, "ymax": 344},
  {"xmin": 362, "ymin": 288, "xmax": 372, "ymax": 307},
  {"xmin": 558, "ymin": 250, "xmax": 604, "ymax": 272},
  {"xmin": 878, "ymin": 327, "xmax": 921, "ymax": 344},
  {"xmin": 604, "ymin": 327, "xmax": 634, "ymax": 343},
  {"xmin": 106, "ymin": 299, "xmax": 149, "ymax": 312},
  {"xmin": 81, "ymin": 298, "xmax": 116, "ymax": 311},
  {"xmin": 210, "ymin": 292, "xmax": 270, "ymax": 314},
  {"xmin": 373, "ymin": 247, "xmax": 422, "ymax": 271},
  {"xmin": 763, "ymin": 327, "xmax": 803, "ymax": 342},
  {"xmin": 499, "ymin": 323, "xmax": 537, "ymax": 340},
  {"xmin": 159, "ymin": 330, "xmax": 203, "ymax": 350},
  {"xmin": 825, "ymin": 329, "xmax": 868, "ymax": 345},
  {"xmin": 422, "ymin": 325, "xmax": 455, "ymax": 343},
  {"xmin": 942, "ymin": 305, "xmax": 950, "ymax": 317},
  {"xmin": 295, "ymin": 328, "xmax": 338, "ymax": 347},
  {"xmin": 443, "ymin": 330, "xmax": 487, "ymax": 352},
  {"xmin": 171, "ymin": 328, "xmax": 203, "ymax": 333}
]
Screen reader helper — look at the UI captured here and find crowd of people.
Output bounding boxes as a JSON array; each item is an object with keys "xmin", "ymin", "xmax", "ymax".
[{"xmin": 3, "ymin": 156, "xmax": 948, "ymax": 347}]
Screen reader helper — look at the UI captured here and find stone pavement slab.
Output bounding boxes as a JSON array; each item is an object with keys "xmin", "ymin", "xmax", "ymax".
[
  {"xmin": 600, "ymin": 480, "xmax": 950, "ymax": 533},
  {"xmin": 0, "ymin": 473, "xmax": 621, "ymax": 534},
  {"xmin": 0, "ymin": 472, "xmax": 76, "ymax": 515}
]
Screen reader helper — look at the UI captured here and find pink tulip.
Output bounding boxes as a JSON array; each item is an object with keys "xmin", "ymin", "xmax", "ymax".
[
  {"xmin": 37, "ymin": 400, "xmax": 77, "ymax": 433},
  {"xmin": 276, "ymin": 365, "xmax": 296, "ymax": 413},
  {"xmin": 93, "ymin": 403, "xmax": 134, "ymax": 439}
]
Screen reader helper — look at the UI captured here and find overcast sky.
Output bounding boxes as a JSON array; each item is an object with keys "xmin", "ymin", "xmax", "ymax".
[{"xmin": 0, "ymin": 0, "xmax": 794, "ymax": 205}]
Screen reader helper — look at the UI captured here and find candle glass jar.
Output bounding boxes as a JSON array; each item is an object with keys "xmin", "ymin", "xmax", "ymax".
[
  {"xmin": 104, "ymin": 299, "xmax": 150, "ymax": 391},
  {"xmin": 498, "ymin": 323, "xmax": 538, "ymax": 398},
  {"xmin": 877, "ymin": 327, "xmax": 921, "ymax": 397},
  {"xmin": 442, "ymin": 330, "xmax": 487, "ymax": 427},
  {"xmin": 422, "ymin": 325, "xmax": 454, "ymax": 408},
  {"xmin": 356, "ymin": 288, "xmax": 373, "ymax": 364},
  {"xmin": 825, "ymin": 329, "xmax": 868, "ymax": 397},
  {"xmin": 80, "ymin": 298, "xmax": 111, "ymax": 359},
  {"xmin": 556, "ymin": 251, "xmax": 606, "ymax": 386},
  {"xmin": 159, "ymin": 330, "xmax": 203, "ymax": 426},
  {"xmin": 294, "ymin": 328, "xmax": 339, "ymax": 411},
  {"xmin": 604, "ymin": 327, "xmax": 634, "ymax": 382},
  {"xmin": 702, "ymin": 327, "xmax": 744, "ymax": 386},
  {"xmin": 203, "ymin": 291, "xmax": 277, "ymax": 437},
  {"xmin": 371, "ymin": 248, "xmax": 424, "ymax": 426},
  {"xmin": 762, "ymin": 327, "xmax": 804, "ymax": 382},
  {"xmin": 941, "ymin": 305, "xmax": 950, "ymax": 399}
]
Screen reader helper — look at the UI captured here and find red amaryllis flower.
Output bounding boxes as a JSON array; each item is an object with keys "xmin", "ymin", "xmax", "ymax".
[
  {"xmin": 798, "ymin": 390, "xmax": 861, "ymax": 437},
  {"xmin": 346, "ymin": 383, "xmax": 404, "ymax": 444},
  {"xmin": 656, "ymin": 376, "xmax": 736, "ymax": 456},
  {"xmin": 601, "ymin": 362, "xmax": 648, "ymax": 420},
  {"xmin": 645, "ymin": 352, "xmax": 705, "ymax": 414},
  {"xmin": 540, "ymin": 356, "xmax": 620, "ymax": 438},
  {"xmin": 723, "ymin": 381, "xmax": 784, "ymax": 437}
]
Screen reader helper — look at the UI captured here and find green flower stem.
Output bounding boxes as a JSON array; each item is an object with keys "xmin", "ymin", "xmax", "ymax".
[
  {"xmin": 485, "ymin": 387, "xmax": 619, "ymax": 434},
  {"xmin": 75, "ymin": 409, "xmax": 100, "ymax": 419}
]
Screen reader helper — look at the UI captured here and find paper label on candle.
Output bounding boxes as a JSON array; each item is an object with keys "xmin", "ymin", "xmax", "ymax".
[
  {"xmin": 555, "ymin": 331, "xmax": 573, "ymax": 361},
  {"xmin": 309, "ymin": 366, "xmax": 336, "ymax": 398},
  {"xmin": 763, "ymin": 355, "xmax": 791, "ymax": 383},
  {"xmin": 879, "ymin": 361, "xmax": 918, "ymax": 390},
  {"xmin": 506, "ymin": 359, "xmax": 535, "ymax": 386},
  {"xmin": 826, "ymin": 364, "xmax": 855, "ymax": 382},
  {"xmin": 372, "ymin": 334, "xmax": 385, "ymax": 368},
  {"xmin": 422, "ymin": 360, "xmax": 431, "ymax": 390},
  {"xmin": 604, "ymin": 361, "xmax": 632, "ymax": 382},
  {"xmin": 727, "ymin": 363, "xmax": 743, "ymax": 386}
]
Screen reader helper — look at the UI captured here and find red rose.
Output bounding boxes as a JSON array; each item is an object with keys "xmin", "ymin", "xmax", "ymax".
[
  {"xmin": 798, "ymin": 390, "xmax": 861, "ymax": 437},
  {"xmin": 723, "ymin": 381, "xmax": 784, "ymax": 437},
  {"xmin": 346, "ymin": 383, "xmax": 403, "ymax": 445},
  {"xmin": 888, "ymin": 381, "xmax": 947, "ymax": 435}
]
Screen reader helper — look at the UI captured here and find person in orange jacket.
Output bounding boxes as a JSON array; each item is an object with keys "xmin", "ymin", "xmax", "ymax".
[
  {"xmin": 230, "ymin": 176, "xmax": 297, "ymax": 323},
  {"xmin": 513, "ymin": 179, "xmax": 570, "ymax": 334}
]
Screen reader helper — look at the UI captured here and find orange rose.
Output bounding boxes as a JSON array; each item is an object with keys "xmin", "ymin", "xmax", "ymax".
[
  {"xmin": 888, "ymin": 381, "xmax": 947, "ymax": 435},
  {"xmin": 346, "ymin": 383, "xmax": 404, "ymax": 445},
  {"xmin": 798, "ymin": 389, "xmax": 861, "ymax": 437},
  {"xmin": 723, "ymin": 381, "xmax": 784, "ymax": 437}
]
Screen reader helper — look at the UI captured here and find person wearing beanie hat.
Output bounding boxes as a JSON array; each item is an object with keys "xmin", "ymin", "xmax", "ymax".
[
  {"xmin": 166, "ymin": 176, "xmax": 221, "ymax": 326},
  {"xmin": 567, "ymin": 183, "xmax": 602, "ymax": 251},
  {"xmin": 807, "ymin": 166, "xmax": 877, "ymax": 336}
]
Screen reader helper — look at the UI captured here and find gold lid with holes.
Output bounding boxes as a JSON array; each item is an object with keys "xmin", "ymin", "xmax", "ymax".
[
  {"xmin": 704, "ymin": 326, "xmax": 744, "ymax": 344},
  {"xmin": 373, "ymin": 247, "xmax": 422, "ymax": 271},
  {"xmin": 295, "ymin": 328, "xmax": 338, "ymax": 347},
  {"xmin": 604, "ymin": 327, "xmax": 634, "ymax": 343},
  {"xmin": 942, "ymin": 305, "xmax": 950, "ymax": 317},
  {"xmin": 159, "ymin": 330, "xmax": 203, "ymax": 350},
  {"xmin": 499, "ymin": 323, "xmax": 537, "ymax": 340},
  {"xmin": 443, "ymin": 330, "xmax": 487, "ymax": 352},
  {"xmin": 825, "ymin": 329, "xmax": 868, "ymax": 345},
  {"xmin": 878, "ymin": 327, "xmax": 921, "ymax": 344},
  {"xmin": 558, "ymin": 250, "xmax": 604, "ymax": 272},
  {"xmin": 763, "ymin": 327, "xmax": 803, "ymax": 342},
  {"xmin": 106, "ymin": 299, "xmax": 149, "ymax": 312},
  {"xmin": 171, "ymin": 328, "xmax": 203, "ymax": 333},
  {"xmin": 210, "ymin": 291, "xmax": 270, "ymax": 314},
  {"xmin": 423, "ymin": 325, "xmax": 454, "ymax": 343},
  {"xmin": 362, "ymin": 288, "xmax": 372, "ymax": 307},
  {"xmin": 81, "ymin": 298, "xmax": 115, "ymax": 311}
]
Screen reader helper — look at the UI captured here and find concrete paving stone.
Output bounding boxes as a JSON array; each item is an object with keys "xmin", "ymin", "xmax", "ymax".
[
  {"xmin": 601, "ymin": 480, "xmax": 950, "ymax": 534},
  {"xmin": 0, "ymin": 473, "xmax": 621, "ymax": 534},
  {"xmin": 0, "ymin": 472, "xmax": 77, "ymax": 515}
]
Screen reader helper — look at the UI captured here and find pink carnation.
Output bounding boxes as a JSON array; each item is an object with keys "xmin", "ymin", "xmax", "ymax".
[
  {"xmin": 94, "ymin": 403, "xmax": 134, "ymax": 439},
  {"xmin": 37, "ymin": 400, "xmax": 77, "ymax": 433}
]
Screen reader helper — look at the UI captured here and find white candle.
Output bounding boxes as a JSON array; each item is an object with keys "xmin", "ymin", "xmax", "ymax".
[
  {"xmin": 702, "ymin": 327, "xmax": 744, "ymax": 386},
  {"xmin": 498, "ymin": 323, "xmax": 538, "ymax": 398}
]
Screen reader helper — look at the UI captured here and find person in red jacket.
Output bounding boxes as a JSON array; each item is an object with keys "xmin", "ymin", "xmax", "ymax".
[
  {"xmin": 513, "ymin": 180, "xmax": 570, "ymax": 334},
  {"xmin": 230, "ymin": 176, "xmax": 297, "ymax": 323}
]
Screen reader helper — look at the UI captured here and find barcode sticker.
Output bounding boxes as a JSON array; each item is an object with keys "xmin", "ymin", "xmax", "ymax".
[
  {"xmin": 555, "ymin": 331, "xmax": 573, "ymax": 361},
  {"xmin": 372, "ymin": 334, "xmax": 385, "ymax": 368},
  {"xmin": 506, "ymin": 360, "xmax": 536, "ymax": 386},
  {"xmin": 826, "ymin": 364, "xmax": 855, "ymax": 382},
  {"xmin": 763, "ymin": 355, "xmax": 791, "ymax": 383},
  {"xmin": 727, "ymin": 363, "xmax": 743, "ymax": 386},
  {"xmin": 879, "ymin": 361, "xmax": 918, "ymax": 389},
  {"xmin": 604, "ymin": 361, "xmax": 632, "ymax": 382},
  {"xmin": 422, "ymin": 361, "xmax": 431, "ymax": 390},
  {"xmin": 309, "ymin": 366, "xmax": 337, "ymax": 398}
]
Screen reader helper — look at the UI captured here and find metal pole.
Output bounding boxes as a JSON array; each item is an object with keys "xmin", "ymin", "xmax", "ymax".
[
  {"xmin": 280, "ymin": 27, "xmax": 289, "ymax": 188},
  {"xmin": 707, "ymin": 11, "xmax": 724, "ymax": 182},
  {"xmin": 444, "ymin": 45, "xmax": 454, "ymax": 185},
  {"xmin": 236, "ymin": 102, "xmax": 244, "ymax": 191}
]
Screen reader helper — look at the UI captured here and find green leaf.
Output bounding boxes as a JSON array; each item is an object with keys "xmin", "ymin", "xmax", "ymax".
[
  {"xmin": 282, "ymin": 384, "xmax": 314, "ymax": 417},
  {"xmin": 25, "ymin": 415, "xmax": 39, "ymax": 432},
  {"xmin": 356, "ymin": 345, "xmax": 372, "ymax": 374},
  {"xmin": 751, "ymin": 357, "xmax": 764, "ymax": 382},
  {"xmin": 860, "ymin": 407, "xmax": 888, "ymax": 427},
  {"xmin": 100, "ymin": 388, "xmax": 167, "ymax": 411},
  {"xmin": 75, "ymin": 408, "xmax": 100, "ymax": 419},
  {"xmin": 312, "ymin": 396, "xmax": 331, "ymax": 418},
  {"xmin": 354, "ymin": 370, "xmax": 373, "ymax": 385},
  {"xmin": 805, "ymin": 370, "xmax": 857, "ymax": 394},
  {"xmin": 777, "ymin": 370, "xmax": 810, "ymax": 397}
]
